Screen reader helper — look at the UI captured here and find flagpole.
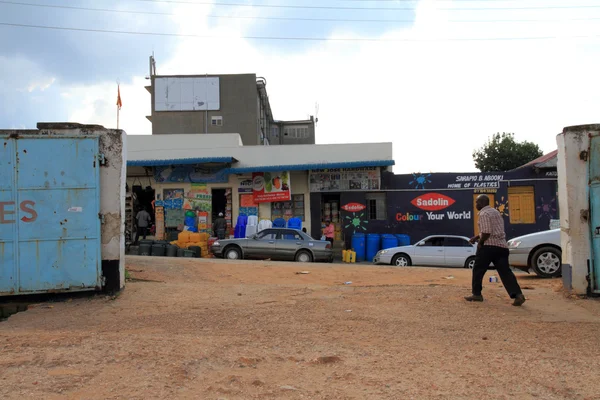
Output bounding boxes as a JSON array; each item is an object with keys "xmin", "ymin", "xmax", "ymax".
[{"xmin": 116, "ymin": 81, "xmax": 121, "ymax": 130}]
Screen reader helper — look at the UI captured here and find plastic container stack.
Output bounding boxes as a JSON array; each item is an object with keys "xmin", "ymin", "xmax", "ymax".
[
  {"xmin": 170, "ymin": 231, "xmax": 210, "ymax": 258},
  {"xmin": 324, "ymin": 202, "xmax": 331, "ymax": 221},
  {"xmin": 342, "ymin": 249, "xmax": 356, "ymax": 263},
  {"xmin": 331, "ymin": 201, "xmax": 339, "ymax": 223}
]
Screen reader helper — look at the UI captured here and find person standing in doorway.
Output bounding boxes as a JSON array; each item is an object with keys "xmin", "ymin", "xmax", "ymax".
[
  {"xmin": 213, "ymin": 212, "xmax": 227, "ymax": 239},
  {"xmin": 466, "ymin": 195, "xmax": 526, "ymax": 306},
  {"xmin": 135, "ymin": 206, "xmax": 152, "ymax": 244},
  {"xmin": 323, "ymin": 220, "xmax": 335, "ymax": 246}
]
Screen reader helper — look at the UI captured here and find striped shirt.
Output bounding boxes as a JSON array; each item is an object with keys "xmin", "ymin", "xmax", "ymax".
[{"xmin": 478, "ymin": 206, "xmax": 508, "ymax": 249}]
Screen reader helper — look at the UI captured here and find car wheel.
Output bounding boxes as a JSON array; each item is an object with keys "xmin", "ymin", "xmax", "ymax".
[
  {"xmin": 295, "ymin": 250, "xmax": 313, "ymax": 263},
  {"xmin": 224, "ymin": 246, "xmax": 241, "ymax": 260},
  {"xmin": 465, "ymin": 256, "xmax": 476, "ymax": 270},
  {"xmin": 391, "ymin": 254, "xmax": 411, "ymax": 267},
  {"xmin": 531, "ymin": 247, "xmax": 562, "ymax": 278}
]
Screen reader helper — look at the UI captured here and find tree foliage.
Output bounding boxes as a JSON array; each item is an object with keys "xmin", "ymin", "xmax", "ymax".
[{"xmin": 472, "ymin": 132, "xmax": 543, "ymax": 172}]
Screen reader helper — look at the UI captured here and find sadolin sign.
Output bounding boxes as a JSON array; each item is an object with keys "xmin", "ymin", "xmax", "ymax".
[{"xmin": 411, "ymin": 193, "xmax": 455, "ymax": 211}]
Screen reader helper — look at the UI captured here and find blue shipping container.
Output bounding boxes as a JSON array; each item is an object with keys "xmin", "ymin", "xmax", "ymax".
[{"xmin": 0, "ymin": 135, "xmax": 102, "ymax": 295}]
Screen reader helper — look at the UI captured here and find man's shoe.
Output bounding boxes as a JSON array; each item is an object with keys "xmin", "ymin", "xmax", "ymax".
[
  {"xmin": 464, "ymin": 295, "xmax": 484, "ymax": 302},
  {"xmin": 512, "ymin": 294, "xmax": 526, "ymax": 306}
]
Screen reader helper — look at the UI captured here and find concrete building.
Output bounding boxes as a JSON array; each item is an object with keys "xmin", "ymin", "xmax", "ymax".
[
  {"xmin": 145, "ymin": 56, "xmax": 315, "ymax": 146},
  {"xmin": 126, "ymin": 133, "xmax": 394, "ymax": 244}
]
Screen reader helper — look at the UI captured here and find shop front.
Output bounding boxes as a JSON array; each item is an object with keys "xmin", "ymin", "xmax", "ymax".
[
  {"xmin": 308, "ymin": 166, "xmax": 385, "ymax": 246},
  {"xmin": 332, "ymin": 168, "xmax": 559, "ymax": 250},
  {"xmin": 126, "ymin": 133, "xmax": 395, "ymax": 245},
  {"xmin": 127, "ymin": 164, "xmax": 311, "ymax": 241}
]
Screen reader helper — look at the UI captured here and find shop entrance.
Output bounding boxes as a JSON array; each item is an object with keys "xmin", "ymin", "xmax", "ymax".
[
  {"xmin": 212, "ymin": 189, "xmax": 227, "ymax": 221},
  {"xmin": 211, "ymin": 188, "xmax": 232, "ymax": 237},
  {"xmin": 321, "ymin": 193, "xmax": 341, "ymax": 224},
  {"xmin": 131, "ymin": 178, "xmax": 155, "ymax": 239},
  {"xmin": 473, "ymin": 193, "xmax": 495, "ymax": 236},
  {"xmin": 321, "ymin": 194, "xmax": 342, "ymax": 256}
]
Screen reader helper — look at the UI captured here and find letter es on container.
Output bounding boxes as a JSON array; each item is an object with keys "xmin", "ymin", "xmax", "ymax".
[{"xmin": 0, "ymin": 201, "xmax": 38, "ymax": 224}]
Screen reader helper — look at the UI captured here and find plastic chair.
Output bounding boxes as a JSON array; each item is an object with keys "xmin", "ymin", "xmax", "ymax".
[
  {"xmin": 272, "ymin": 218, "xmax": 286, "ymax": 228},
  {"xmin": 236, "ymin": 215, "xmax": 248, "ymax": 226},
  {"xmin": 247, "ymin": 215, "xmax": 259, "ymax": 226},
  {"xmin": 287, "ymin": 217, "xmax": 302, "ymax": 230}
]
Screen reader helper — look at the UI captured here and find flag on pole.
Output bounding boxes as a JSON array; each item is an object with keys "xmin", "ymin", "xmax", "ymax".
[{"xmin": 117, "ymin": 85, "xmax": 122, "ymax": 110}]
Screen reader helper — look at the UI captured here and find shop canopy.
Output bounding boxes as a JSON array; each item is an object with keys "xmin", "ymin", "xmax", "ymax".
[
  {"xmin": 127, "ymin": 156, "xmax": 235, "ymax": 167},
  {"xmin": 127, "ymin": 133, "xmax": 395, "ymax": 171}
]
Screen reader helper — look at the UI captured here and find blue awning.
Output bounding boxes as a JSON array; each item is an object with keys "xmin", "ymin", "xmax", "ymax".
[
  {"xmin": 127, "ymin": 157, "xmax": 234, "ymax": 167},
  {"xmin": 229, "ymin": 160, "xmax": 395, "ymax": 173}
]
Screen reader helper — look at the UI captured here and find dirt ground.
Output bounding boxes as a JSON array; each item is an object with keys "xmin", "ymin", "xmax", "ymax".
[{"xmin": 1, "ymin": 257, "xmax": 600, "ymax": 400}]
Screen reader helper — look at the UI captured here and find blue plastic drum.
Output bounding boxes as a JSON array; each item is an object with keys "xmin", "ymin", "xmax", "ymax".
[{"xmin": 351, "ymin": 233, "xmax": 366, "ymax": 262}]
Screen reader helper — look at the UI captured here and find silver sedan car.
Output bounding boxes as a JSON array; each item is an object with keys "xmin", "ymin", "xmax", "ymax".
[
  {"xmin": 508, "ymin": 229, "xmax": 561, "ymax": 278},
  {"xmin": 211, "ymin": 228, "xmax": 333, "ymax": 263},
  {"xmin": 373, "ymin": 235, "xmax": 477, "ymax": 269}
]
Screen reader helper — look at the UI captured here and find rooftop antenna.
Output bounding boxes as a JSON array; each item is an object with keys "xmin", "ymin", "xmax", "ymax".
[
  {"xmin": 147, "ymin": 52, "xmax": 156, "ymax": 79},
  {"xmin": 314, "ymin": 102, "xmax": 319, "ymax": 126}
]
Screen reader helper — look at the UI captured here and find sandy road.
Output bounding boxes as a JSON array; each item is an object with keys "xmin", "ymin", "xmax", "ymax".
[{"xmin": 1, "ymin": 256, "xmax": 599, "ymax": 400}]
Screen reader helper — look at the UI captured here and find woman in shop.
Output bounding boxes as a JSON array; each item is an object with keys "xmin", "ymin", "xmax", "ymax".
[{"xmin": 323, "ymin": 220, "xmax": 335, "ymax": 245}]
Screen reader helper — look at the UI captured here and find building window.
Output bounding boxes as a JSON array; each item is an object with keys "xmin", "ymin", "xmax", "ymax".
[
  {"xmin": 283, "ymin": 126, "xmax": 309, "ymax": 139},
  {"xmin": 271, "ymin": 194, "xmax": 305, "ymax": 221},
  {"xmin": 211, "ymin": 116, "xmax": 223, "ymax": 126},
  {"xmin": 365, "ymin": 193, "xmax": 386, "ymax": 220},
  {"xmin": 508, "ymin": 186, "xmax": 535, "ymax": 224}
]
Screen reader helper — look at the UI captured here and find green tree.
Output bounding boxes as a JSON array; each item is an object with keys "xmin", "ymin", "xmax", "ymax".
[{"xmin": 472, "ymin": 132, "xmax": 543, "ymax": 172}]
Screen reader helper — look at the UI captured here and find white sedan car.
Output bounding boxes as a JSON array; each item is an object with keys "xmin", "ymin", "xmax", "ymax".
[
  {"xmin": 508, "ymin": 229, "xmax": 561, "ymax": 278},
  {"xmin": 373, "ymin": 235, "xmax": 477, "ymax": 269}
]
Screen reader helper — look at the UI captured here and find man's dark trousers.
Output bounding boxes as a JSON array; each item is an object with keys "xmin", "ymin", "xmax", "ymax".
[
  {"xmin": 473, "ymin": 245, "xmax": 523, "ymax": 298},
  {"xmin": 135, "ymin": 226, "xmax": 148, "ymax": 244}
]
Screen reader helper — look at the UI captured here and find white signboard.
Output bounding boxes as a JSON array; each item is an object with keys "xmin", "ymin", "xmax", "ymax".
[{"xmin": 154, "ymin": 77, "xmax": 220, "ymax": 111}]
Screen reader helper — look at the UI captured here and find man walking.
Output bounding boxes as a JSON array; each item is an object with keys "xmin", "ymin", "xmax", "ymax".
[
  {"xmin": 135, "ymin": 206, "xmax": 152, "ymax": 244},
  {"xmin": 213, "ymin": 212, "xmax": 227, "ymax": 239},
  {"xmin": 466, "ymin": 195, "xmax": 526, "ymax": 306}
]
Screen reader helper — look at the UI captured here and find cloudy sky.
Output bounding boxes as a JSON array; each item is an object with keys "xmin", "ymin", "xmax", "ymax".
[{"xmin": 1, "ymin": 0, "xmax": 599, "ymax": 173}]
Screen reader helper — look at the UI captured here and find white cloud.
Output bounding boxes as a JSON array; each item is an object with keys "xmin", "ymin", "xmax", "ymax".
[
  {"xmin": 67, "ymin": 0, "xmax": 600, "ymax": 173},
  {"xmin": 27, "ymin": 77, "xmax": 56, "ymax": 93}
]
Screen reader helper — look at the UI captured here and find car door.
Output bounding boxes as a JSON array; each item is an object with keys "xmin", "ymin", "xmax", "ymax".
[
  {"xmin": 411, "ymin": 236, "xmax": 445, "ymax": 266},
  {"xmin": 246, "ymin": 229, "xmax": 279, "ymax": 259},
  {"xmin": 277, "ymin": 229, "xmax": 304, "ymax": 260},
  {"xmin": 443, "ymin": 237, "xmax": 476, "ymax": 267}
]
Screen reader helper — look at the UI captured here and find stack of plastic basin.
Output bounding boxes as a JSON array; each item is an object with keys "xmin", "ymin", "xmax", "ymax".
[
  {"xmin": 351, "ymin": 233, "xmax": 366, "ymax": 262},
  {"xmin": 366, "ymin": 233, "xmax": 381, "ymax": 262},
  {"xmin": 395, "ymin": 234, "xmax": 411, "ymax": 247},
  {"xmin": 234, "ymin": 215, "xmax": 248, "ymax": 238},
  {"xmin": 381, "ymin": 234, "xmax": 399, "ymax": 250}
]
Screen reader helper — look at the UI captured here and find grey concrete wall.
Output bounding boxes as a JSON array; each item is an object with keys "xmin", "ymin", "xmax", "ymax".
[{"xmin": 151, "ymin": 74, "xmax": 260, "ymax": 145}]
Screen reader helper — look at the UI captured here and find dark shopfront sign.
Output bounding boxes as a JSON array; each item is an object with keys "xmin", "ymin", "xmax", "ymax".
[{"xmin": 385, "ymin": 168, "xmax": 555, "ymax": 191}]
